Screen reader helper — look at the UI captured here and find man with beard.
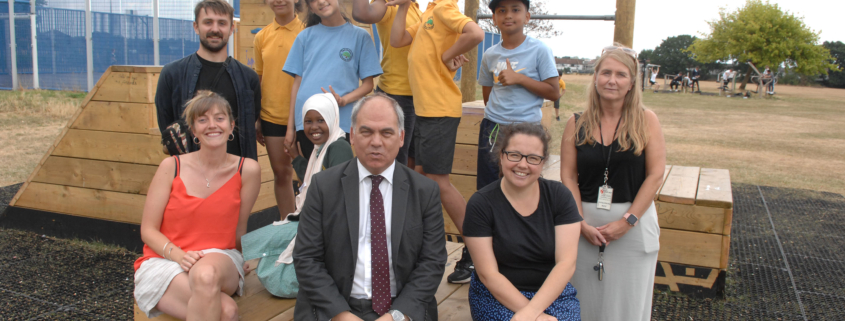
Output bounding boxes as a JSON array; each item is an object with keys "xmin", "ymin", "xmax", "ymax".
[{"xmin": 155, "ymin": 0, "xmax": 262, "ymax": 160}]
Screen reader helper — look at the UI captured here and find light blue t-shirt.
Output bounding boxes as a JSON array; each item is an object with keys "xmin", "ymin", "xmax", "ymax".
[
  {"xmin": 478, "ymin": 36, "xmax": 558, "ymax": 124},
  {"xmin": 283, "ymin": 22, "xmax": 383, "ymax": 131}
]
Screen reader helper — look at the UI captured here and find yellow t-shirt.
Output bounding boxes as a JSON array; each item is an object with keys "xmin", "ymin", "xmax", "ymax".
[
  {"xmin": 374, "ymin": 1, "xmax": 423, "ymax": 96},
  {"xmin": 559, "ymin": 78, "xmax": 566, "ymax": 91},
  {"xmin": 254, "ymin": 16, "xmax": 304, "ymax": 126},
  {"xmin": 406, "ymin": 0, "xmax": 472, "ymax": 118}
]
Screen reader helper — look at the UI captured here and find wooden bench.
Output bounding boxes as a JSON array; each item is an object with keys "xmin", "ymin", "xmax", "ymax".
[
  {"xmin": 134, "ymin": 242, "xmax": 471, "ymax": 320},
  {"xmin": 653, "ymin": 166, "xmax": 733, "ymax": 298}
]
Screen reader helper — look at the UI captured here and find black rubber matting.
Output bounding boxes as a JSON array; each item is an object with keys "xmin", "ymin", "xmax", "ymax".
[{"xmin": 2, "ymin": 182, "xmax": 845, "ymax": 320}]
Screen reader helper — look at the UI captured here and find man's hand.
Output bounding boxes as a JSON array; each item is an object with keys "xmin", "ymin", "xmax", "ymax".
[
  {"xmin": 255, "ymin": 120, "xmax": 265, "ymax": 147},
  {"xmin": 595, "ymin": 219, "xmax": 633, "ymax": 242},
  {"xmin": 321, "ymin": 86, "xmax": 347, "ymax": 107},
  {"xmin": 333, "ymin": 311, "xmax": 365, "ymax": 321},
  {"xmin": 497, "ymin": 58, "xmax": 524, "ymax": 86},
  {"xmin": 442, "ymin": 54, "xmax": 469, "ymax": 72}
]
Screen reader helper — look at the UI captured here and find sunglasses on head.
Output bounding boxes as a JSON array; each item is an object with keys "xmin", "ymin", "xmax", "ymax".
[{"xmin": 601, "ymin": 46, "xmax": 638, "ymax": 60}]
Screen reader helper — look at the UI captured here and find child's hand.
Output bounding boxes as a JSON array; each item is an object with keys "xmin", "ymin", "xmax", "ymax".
[
  {"xmin": 385, "ymin": 0, "xmax": 411, "ymax": 6},
  {"xmin": 497, "ymin": 58, "xmax": 523, "ymax": 86},
  {"xmin": 442, "ymin": 54, "xmax": 469, "ymax": 72},
  {"xmin": 321, "ymin": 86, "xmax": 347, "ymax": 106}
]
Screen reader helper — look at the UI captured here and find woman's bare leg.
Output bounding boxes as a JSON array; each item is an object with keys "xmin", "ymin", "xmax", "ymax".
[{"xmin": 186, "ymin": 253, "xmax": 240, "ymax": 320}]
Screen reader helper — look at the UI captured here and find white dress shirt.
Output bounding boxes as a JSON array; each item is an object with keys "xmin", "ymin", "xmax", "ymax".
[{"xmin": 350, "ymin": 160, "xmax": 398, "ymax": 299}]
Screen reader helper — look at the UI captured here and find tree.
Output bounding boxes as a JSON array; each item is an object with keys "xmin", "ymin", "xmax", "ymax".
[
  {"xmin": 638, "ymin": 49, "xmax": 654, "ymax": 64},
  {"xmin": 650, "ymin": 35, "xmax": 698, "ymax": 75},
  {"xmin": 823, "ymin": 41, "xmax": 845, "ymax": 88},
  {"xmin": 686, "ymin": 0, "xmax": 838, "ymax": 89},
  {"xmin": 477, "ymin": 0, "xmax": 562, "ymax": 38}
]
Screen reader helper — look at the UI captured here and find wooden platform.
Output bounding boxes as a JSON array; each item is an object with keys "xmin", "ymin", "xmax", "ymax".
[{"xmin": 134, "ymin": 242, "xmax": 472, "ymax": 321}]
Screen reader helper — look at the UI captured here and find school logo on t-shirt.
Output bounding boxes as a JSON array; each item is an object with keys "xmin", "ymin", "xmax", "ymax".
[
  {"xmin": 423, "ymin": 17, "xmax": 434, "ymax": 30},
  {"xmin": 339, "ymin": 48, "xmax": 353, "ymax": 62}
]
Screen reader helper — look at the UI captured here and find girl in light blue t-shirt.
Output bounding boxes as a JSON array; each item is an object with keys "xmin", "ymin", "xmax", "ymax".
[{"xmin": 282, "ymin": 0, "xmax": 383, "ymax": 160}]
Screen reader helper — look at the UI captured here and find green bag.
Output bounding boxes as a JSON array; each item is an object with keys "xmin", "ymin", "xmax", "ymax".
[{"xmin": 241, "ymin": 221, "xmax": 299, "ymax": 298}]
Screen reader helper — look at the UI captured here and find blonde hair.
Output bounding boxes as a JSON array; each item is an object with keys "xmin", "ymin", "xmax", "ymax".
[
  {"xmin": 181, "ymin": 90, "xmax": 234, "ymax": 131},
  {"xmin": 574, "ymin": 43, "xmax": 649, "ymax": 156}
]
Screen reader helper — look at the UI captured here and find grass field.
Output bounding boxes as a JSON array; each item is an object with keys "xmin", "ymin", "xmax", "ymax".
[{"xmin": 1, "ymin": 77, "xmax": 844, "ymax": 195}]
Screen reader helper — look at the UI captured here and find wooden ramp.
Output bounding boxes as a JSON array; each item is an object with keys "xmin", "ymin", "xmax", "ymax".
[
  {"xmin": 134, "ymin": 242, "xmax": 473, "ymax": 321},
  {"xmin": 1, "ymin": 65, "xmax": 280, "ymax": 251}
]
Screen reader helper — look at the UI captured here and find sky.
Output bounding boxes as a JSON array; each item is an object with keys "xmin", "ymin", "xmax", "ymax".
[{"xmin": 416, "ymin": 0, "xmax": 845, "ymax": 59}]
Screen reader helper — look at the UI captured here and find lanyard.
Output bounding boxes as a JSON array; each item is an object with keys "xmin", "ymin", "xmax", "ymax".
[{"xmin": 598, "ymin": 117, "xmax": 622, "ymax": 187}]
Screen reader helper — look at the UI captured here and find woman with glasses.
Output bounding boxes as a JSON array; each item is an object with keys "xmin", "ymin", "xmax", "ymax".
[
  {"xmin": 560, "ymin": 43, "xmax": 666, "ymax": 321},
  {"xmin": 463, "ymin": 123, "xmax": 583, "ymax": 321}
]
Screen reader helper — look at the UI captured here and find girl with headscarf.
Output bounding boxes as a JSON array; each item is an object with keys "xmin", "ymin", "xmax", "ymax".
[{"xmin": 241, "ymin": 93, "xmax": 353, "ymax": 296}]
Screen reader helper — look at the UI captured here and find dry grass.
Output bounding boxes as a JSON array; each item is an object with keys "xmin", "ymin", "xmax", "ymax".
[
  {"xmin": 0, "ymin": 90, "xmax": 85, "ymax": 186},
  {"xmin": 550, "ymin": 74, "xmax": 845, "ymax": 196}
]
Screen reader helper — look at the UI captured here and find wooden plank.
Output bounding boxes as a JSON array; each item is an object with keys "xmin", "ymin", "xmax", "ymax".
[
  {"xmin": 720, "ymin": 235, "xmax": 731, "ymax": 270},
  {"xmin": 655, "ymin": 202, "xmax": 729, "ymax": 235},
  {"xmin": 240, "ymin": 4, "xmax": 275, "ymax": 26},
  {"xmin": 658, "ymin": 166, "xmax": 700, "ymax": 205},
  {"xmin": 252, "ymin": 180, "xmax": 279, "ymax": 213},
  {"xmin": 238, "ymin": 46, "xmax": 257, "ymax": 69},
  {"xmin": 15, "ymin": 182, "xmax": 146, "ymax": 224},
  {"xmin": 258, "ymin": 143, "xmax": 268, "ymax": 157},
  {"xmin": 655, "ymin": 165, "xmax": 672, "ymax": 200},
  {"xmin": 71, "ymin": 101, "xmax": 156, "ymax": 134},
  {"xmin": 657, "ymin": 228, "xmax": 725, "ymax": 269},
  {"xmin": 53, "ymin": 129, "xmax": 167, "ymax": 165},
  {"xmin": 258, "ymin": 155, "xmax": 274, "ymax": 183},
  {"xmin": 696, "ymin": 168, "xmax": 733, "ymax": 209},
  {"xmin": 110, "ymin": 65, "xmax": 162, "ymax": 73},
  {"xmin": 723, "ymin": 208, "xmax": 733, "ymax": 236},
  {"xmin": 451, "ymin": 144, "xmax": 477, "ymax": 176},
  {"xmin": 654, "ymin": 261, "xmax": 725, "ymax": 297},
  {"xmin": 239, "ymin": 25, "xmax": 263, "ymax": 51},
  {"xmin": 92, "ymin": 72, "xmax": 157, "ymax": 103},
  {"xmin": 437, "ymin": 285, "xmax": 471, "ymax": 321},
  {"xmin": 435, "ymin": 243, "xmax": 466, "ymax": 304},
  {"xmin": 237, "ymin": 290, "xmax": 296, "ymax": 321},
  {"xmin": 456, "ymin": 112, "xmax": 484, "ymax": 145},
  {"xmin": 444, "ymin": 174, "xmax": 476, "ymax": 235},
  {"xmin": 32, "ymin": 156, "xmax": 158, "ymax": 195}
]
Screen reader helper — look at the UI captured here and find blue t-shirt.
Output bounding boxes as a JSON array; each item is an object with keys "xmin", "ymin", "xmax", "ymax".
[
  {"xmin": 478, "ymin": 36, "xmax": 558, "ymax": 124},
  {"xmin": 283, "ymin": 22, "xmax": 383, "ymax": 131}
]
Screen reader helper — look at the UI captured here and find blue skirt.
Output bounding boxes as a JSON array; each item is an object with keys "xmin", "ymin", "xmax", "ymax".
[{"xmin": 468, "ymin": 272, "xmax": 581, "ymax": 321}]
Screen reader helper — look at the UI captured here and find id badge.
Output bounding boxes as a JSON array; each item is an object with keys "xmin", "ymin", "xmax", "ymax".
[{"xmin": 597, "ymin": 185, "xmax": 613, "ymax": 210}]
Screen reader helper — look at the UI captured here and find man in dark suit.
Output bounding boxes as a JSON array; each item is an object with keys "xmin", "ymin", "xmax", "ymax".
[{"xmin": 294, "ymin": 93, "xmax": 446, "ymax": 321}]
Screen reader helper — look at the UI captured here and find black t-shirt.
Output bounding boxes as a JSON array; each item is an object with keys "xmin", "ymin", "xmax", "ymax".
[
  {"xmin": 463, "ymin": 178, "xmax": 583, "ymax": 292},
  {"xmin": 574, "ymin": 114, "xmax": 646, "ymax": 203},
  {"xmin": 196, "ymin": 55, "xmax": 241, "ymax": 156}
]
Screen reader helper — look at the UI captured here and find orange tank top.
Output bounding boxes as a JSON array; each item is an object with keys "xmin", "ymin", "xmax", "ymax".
[{"xmin": 134, "ymin": 156, "xmax": 244, "ymax": 271}]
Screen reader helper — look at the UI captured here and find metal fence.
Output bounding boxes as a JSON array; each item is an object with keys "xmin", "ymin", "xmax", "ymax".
[{"xmin": 1, "ymin": 0, "xmax": 208, "ymax": 91}]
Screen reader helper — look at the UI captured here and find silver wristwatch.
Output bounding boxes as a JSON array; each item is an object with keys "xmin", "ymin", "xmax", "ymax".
[{"xmin": 389, "ymin": 310, "xmax": 407, "ymax": 321}]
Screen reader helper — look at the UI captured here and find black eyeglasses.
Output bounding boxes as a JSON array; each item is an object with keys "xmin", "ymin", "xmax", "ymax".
[
  {"xmin": 502, "ymin": 150, "xmax": 545, "ymax": 165},
  {"xmin": 601, "ymin": 46, "xmax": 638, "ymax": 60}
]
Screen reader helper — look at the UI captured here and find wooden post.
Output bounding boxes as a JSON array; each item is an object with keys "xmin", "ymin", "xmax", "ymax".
[
  {"xmin": 613, "ymin": 0, "xmax": 635, "ymax": 48},
  {"xmin": 460, "ymin": 0, "xmax": 479, "ymax": 103}
]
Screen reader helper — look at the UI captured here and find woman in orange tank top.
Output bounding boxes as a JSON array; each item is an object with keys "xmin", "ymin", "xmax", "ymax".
[{"xmin": 133, "ymin": 91, "xmax": 261, "ymax": 320}]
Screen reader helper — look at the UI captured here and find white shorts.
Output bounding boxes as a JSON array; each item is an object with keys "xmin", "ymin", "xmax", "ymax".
[{"xmin": 133, "ymin": 248, "xmax": 245, "ymax": 318}]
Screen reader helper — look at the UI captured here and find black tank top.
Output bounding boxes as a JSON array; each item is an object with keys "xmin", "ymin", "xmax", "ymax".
[{"xmin": 574, "ymin": 114, "xmax": 646, "ymax": 203}]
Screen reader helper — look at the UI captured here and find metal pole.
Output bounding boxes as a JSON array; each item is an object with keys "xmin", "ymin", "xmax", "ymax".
[
  {"xmin": 8, "ymin": 0, "xmax": 19, "ymax": 90},
  {"xmin": 30, "ymin": 0, "xmax": 39, "ymax": 89},
  {"xmin": 153, "ymin": 0, "xmax": 160, "ymax": 65},
  {"xmin": 476, "ymin": 14, "xmax": 615, "ymax": 21},
  {"xmin": 85, "ymin": 0, "xmax": 93, "ymax": 91}
]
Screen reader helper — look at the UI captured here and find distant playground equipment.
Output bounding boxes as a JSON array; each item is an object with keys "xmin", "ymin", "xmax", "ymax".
[
  {"xmin": 641, "ymin": 63, "xmax": 661, "ymax": 92},
  {"xmin": 747, "ymin": 61, "xmax": 777, "ymax": 98}
]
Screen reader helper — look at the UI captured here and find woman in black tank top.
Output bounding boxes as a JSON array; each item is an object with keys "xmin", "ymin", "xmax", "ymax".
[{"xmin": 559, "ymin": 44, "xmax": 666, "ymax": 321}]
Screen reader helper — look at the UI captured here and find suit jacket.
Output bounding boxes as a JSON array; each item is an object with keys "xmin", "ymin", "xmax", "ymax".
[{"xmin": 293, "ymin": 159, "xmax": 447, "ymax": 321}]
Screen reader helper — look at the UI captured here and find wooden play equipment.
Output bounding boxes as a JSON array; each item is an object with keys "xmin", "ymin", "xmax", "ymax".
[
  {"xmin": 653, "ymin": 166, "xmax": 733, "ymax": 297},
  {"xmin": 1, "ymin": 66, "xmax": 280, "ymax": 251}
]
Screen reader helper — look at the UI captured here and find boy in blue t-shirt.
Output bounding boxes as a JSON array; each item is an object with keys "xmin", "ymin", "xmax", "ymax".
[{"xmin": 477, "ymin": 0, "xmax": 560, "ymax": 190}]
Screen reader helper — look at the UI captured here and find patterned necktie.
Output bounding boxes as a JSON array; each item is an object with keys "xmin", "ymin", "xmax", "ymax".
[{"xmin": 368, "ymin": 175, "xmax": 391, "ymax": 315}]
